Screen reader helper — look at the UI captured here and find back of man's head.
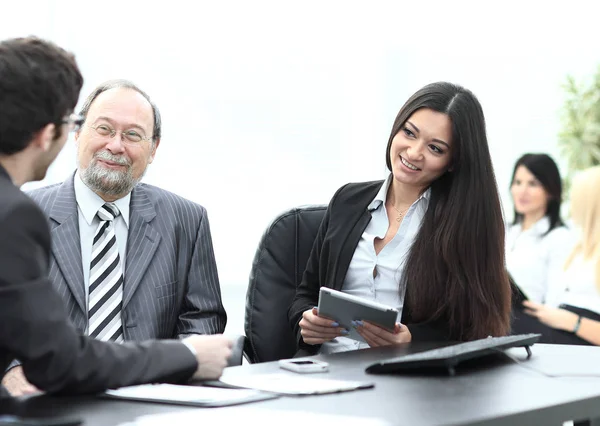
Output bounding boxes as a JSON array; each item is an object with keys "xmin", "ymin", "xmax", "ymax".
[{"xmin": 0, "ymin": 36, "xmax": 84, "ymax": 156}]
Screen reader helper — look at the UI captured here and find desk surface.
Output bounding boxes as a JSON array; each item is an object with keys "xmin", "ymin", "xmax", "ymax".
[{"xmin": 2, "ymin": 343, "xmax": 600, "ymax": 426}]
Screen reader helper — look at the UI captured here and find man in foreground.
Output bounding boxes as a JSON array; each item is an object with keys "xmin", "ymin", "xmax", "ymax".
[{"xmin": 0, "ymin": 36, "xmax": 231, "ymax": 397}]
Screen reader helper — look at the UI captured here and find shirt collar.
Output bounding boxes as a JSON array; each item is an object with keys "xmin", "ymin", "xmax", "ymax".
[
  {"xmin": 368, "ymin": 174, "xmax": 431, "ymax": 211},
  {"xmin": 0, "ymin": 163, "xmax": 13, "ymax": 185},
  {"xmin": 74, "ymin": 170, "xmax": 131, "ymax": 227},
  {"xmin": 530, "ymin": 216, "xmax": 551, "ymax": 235},
  {"xmin": 512, "ymin": 216, "xmax": 551, "ymax": 236}
]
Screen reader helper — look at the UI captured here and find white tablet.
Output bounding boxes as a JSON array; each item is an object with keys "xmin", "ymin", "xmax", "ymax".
[{"xmin": 317, "ymin": 287, "xmax": 399, "ymax": 342}]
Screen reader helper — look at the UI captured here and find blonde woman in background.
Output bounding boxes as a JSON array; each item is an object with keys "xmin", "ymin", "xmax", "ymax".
[{"xmin": 523, "ymin": 166, "xmax": 600, "ymax": 345}]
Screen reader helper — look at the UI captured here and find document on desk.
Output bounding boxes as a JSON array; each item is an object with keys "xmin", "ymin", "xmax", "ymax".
[
  {"xmin": 219, "ymin": 372, "xmax": 374, "ymax": 395},
  {"xmin": 103, "ymin": 383, "xmax": 278, "ymax": 407}
]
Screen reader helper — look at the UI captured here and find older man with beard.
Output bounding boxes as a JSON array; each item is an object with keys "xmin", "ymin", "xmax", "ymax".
[{"xmin": 3, "ymin": 80, "xmax": 227, "ymax": 396}]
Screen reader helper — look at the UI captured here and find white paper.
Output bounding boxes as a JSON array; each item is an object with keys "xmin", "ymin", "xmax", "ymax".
[
  {"xmin": 219, "ymin": 372, "xmax": 372, "ymax": 395},
  {"xmin": 105, "ymin": 383, "xmax": 262, "ymax": 403}
]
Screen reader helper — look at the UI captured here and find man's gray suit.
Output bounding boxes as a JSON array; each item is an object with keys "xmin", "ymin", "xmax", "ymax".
[{"xmin": 27, "ymin": 173, "xmax": 227, "ymax": 340}]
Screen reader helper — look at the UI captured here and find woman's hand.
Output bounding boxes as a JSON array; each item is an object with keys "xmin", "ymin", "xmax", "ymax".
[
  {"xmin": 522, "ymin": 300, "xmax": 579, "ymax": 331},
  {"xmin": 299, "ymin": 307, "xmax": 349, "ymax": 345},
  {"xmin": 354, "ymin": 320, "xmax": 412, "ymax": 347}
]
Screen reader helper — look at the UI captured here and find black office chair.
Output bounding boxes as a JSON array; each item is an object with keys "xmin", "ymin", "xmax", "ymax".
[{"xmin": 243, "ymin": 205, "xmax": 327, "ymax": 363}]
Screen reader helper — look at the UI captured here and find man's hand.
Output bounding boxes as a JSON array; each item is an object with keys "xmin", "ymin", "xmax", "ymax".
[
  {"xmin": 299, "ymin": 307, "xmax": 349, "ymax": 345},
  {"xmin": 1, "ymin": 366, "xmax": 40, "ymax": 396},
  {"xmin": 185, "ymin": 335, "xmax": 233, "ymax": 380},
  {"xmin": 355, "ymin": 321, "xmax": 412, "ymax": 347}
]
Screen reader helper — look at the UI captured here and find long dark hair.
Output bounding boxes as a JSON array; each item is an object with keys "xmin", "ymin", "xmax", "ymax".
[
  {"xmin": 510, "ymin": 153, "xmax": 564, "ymax": 234},
  {"xmin": 386, "ymin": 82, "xmax": 511, "ymax": 340}
]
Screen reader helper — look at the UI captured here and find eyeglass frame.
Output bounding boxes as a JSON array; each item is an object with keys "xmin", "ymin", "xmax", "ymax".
[
  {"xmin": 87, "ymin": 123, "xmax": 154, "ymax": 145},
  {"xmin": 62, "ymin": 113, "xmax": 85, "ymax": 133}
]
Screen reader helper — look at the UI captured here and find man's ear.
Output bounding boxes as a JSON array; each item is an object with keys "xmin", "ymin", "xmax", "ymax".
[
  {"xmin": 33, "ymin": 123, "xmax": 56, "ymax": 152},
  {"xmin": 147, "ymin": 138, "xmax": 160, "ymax": 164}
]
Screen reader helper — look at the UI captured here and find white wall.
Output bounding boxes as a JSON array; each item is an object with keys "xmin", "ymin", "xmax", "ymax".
[{"xmin": 2, "ymin": 0, "xmax": 600, "ymax": 334}]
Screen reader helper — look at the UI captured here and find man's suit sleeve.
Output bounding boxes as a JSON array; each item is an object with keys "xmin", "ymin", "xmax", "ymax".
[
  {"xmin": 176, "ymin": 206, "xmax": 227, "ymax": 337},
  {"xmin": 0, "ymin": 201, "xmax": 198, "ymax": 395}
]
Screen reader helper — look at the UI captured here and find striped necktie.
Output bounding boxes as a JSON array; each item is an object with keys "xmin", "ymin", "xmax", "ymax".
[{"xmin": 88, "ymin": 203, "xmax": 124, "ymax": 342}]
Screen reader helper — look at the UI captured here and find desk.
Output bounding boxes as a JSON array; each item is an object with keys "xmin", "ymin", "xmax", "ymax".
[{"xmin": 2, "ymin": 343, "xmax": 600, "ymax": 426}]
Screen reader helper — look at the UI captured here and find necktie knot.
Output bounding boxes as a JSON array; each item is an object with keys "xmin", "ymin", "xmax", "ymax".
[{"xmin": 97, "ymin": 203, "xmax": 120, "ymax": 222}]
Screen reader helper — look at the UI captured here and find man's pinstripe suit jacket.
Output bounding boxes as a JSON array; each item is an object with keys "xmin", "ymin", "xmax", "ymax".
[{"xmin": 27, "ymin": 173, "xmax": 227, "ymax": 340}]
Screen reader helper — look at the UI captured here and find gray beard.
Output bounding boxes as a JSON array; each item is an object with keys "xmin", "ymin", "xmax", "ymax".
[{"xmin": 80, "ymin": 153, "xmax": 143, "ymax": 197}]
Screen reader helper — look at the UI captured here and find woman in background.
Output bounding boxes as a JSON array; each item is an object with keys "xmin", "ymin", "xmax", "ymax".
[
  {"xmin": 523, "ymin": 166, "xmax": 600, "ymax": 345},
  {"xmin": 288, "ymin": 82, "xmax": 511, "ymax": 355},
  {"xmin": 506, "ymin": 153, "xmax": 572, "ymax": 303}
]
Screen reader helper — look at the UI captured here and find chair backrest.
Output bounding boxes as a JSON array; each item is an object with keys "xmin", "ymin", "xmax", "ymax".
[{"xmin": 244, "ymin": 205, "xmax": 327, "ymax": 363}]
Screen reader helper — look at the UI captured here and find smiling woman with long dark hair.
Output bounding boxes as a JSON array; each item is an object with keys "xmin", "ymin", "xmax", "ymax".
[{"xmin": 288, "ymin": 82, "xmax": 512, "ymax": 354}]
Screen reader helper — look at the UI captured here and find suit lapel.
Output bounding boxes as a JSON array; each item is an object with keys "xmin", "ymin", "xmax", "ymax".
[
  {"xmin": 331, "ymin": 181, "xmax": 384, "ymax": 290},
  {"xmin": 123, "ymin": 185, "xmax": 161, "ymax": 308},
  {"xmin": 49, "ymin": 175, "xmax": 86, "ymax": 314}
]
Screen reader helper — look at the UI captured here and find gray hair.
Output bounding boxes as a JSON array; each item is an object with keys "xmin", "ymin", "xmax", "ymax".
[{"xmin": 78, "ymin": 79, "xmax": 161, "ymax": 142}]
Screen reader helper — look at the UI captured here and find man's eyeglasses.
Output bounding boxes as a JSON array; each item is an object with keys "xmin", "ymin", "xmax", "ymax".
[
  {"xmin": 88, "ymin": 124, "xmax": 153, "ymax": 144},
  {"xmin": 62, "ymin": 113, "xmax": 85, "ymax": 133}
]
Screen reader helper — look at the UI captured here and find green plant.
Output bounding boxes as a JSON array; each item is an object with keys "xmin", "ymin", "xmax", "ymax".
[{"xmin": 558, "ymin": 66, "xmax": 600, "ymax": 195}]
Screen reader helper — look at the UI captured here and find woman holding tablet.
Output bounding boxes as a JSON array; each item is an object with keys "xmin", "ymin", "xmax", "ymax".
[
  {"xmin": 506, "ymin": 153, "xmax": 572, "ymax": 303},
  {"xmin": 288, "ymin": 82, "xmax": 512, "ymax": 354}
]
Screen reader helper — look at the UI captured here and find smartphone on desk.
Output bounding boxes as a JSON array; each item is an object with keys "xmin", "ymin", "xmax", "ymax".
[{"xmin": 278, "ymin": 359, "xmax": 329, "ymax": 374}]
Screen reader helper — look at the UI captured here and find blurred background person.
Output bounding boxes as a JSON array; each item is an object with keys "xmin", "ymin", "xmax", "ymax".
[
  {"xmin": 506, "ymin": 153, "xmax": 572, "ymax": 303},
  {"xmin": 522, "ymin": 165, "xmax": 600, "ymax": 345}
]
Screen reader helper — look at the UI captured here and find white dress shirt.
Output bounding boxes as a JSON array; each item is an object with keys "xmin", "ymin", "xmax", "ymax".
[
  {"xmin": 505, "ymin": 217, "xmax": 574, "ymax": 303},
  {"xmin": 74, "ymin": 171, "xmax": 130, "ymax": 316},
  {"xmin": 321, "ymin": 175, "xmax": 429, "ymax": 354},
  {"xmin": 546, "ymin": 254, "xmax": 600, "ymax": 315}
]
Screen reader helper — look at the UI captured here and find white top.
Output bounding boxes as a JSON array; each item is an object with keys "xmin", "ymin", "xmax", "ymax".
[
  {"xmin": 321, "ymin": 175, "xmax": 429, "ymax": 354},
  {"xmin": 505, "ymin": 216, "xmax": 573, "ymax": 303},
  {"xmin": 74, "ymin": 171, "xmax": 130, "ymax": 314},
  {"xmin": 546, "ymin": 254, "xmax": 600, "ymax": 315}
]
